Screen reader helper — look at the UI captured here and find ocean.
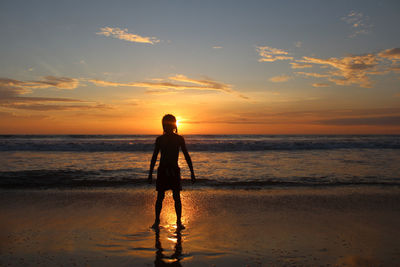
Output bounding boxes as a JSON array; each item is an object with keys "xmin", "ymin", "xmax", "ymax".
[{"xmin": 0, "ymin": 135, "xmax": 399, "ymax": 188}]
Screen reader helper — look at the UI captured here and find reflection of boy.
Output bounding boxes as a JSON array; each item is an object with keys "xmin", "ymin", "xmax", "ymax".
[{"xmin": 154, "ymin": 229, "xmax": 183, "ymax": 266}]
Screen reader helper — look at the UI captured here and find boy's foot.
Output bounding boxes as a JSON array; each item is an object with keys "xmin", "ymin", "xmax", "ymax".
[
  {"xmin": 176, "ymin": 222, "xmax": 185, "ymax": 230},
  {"xmin": 151, "ymin": 221, "xmax": 160, "ymax": 229}
]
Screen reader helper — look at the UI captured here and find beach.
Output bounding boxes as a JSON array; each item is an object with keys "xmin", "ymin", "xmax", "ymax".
[
  {"xmin": 2, "ymin": 0, "xmax": 400, "ymax": 265},
  {"xmin": 1, "ymin": 135, "xmax": 400, "ymax": 266},
  {"xmin": 1, "ymin": 186, "xmax": 399, "ymax": 266}
]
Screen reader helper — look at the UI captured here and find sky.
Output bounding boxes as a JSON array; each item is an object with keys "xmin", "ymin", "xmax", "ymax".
[{"xmin": 0, "ymin": 0, "xmax": 399, "ymax": 134}]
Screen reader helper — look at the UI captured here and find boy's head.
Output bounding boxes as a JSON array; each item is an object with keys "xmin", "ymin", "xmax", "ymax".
[{"xmin": 162, "ymin": 114, "xmax": 177, "ymax": 133}]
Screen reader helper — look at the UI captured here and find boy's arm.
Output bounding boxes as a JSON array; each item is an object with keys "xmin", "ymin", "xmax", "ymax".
[
  {"xmin": 148, "ymin": 140, "xmax": 160, "ymax": 183},
  {"xmin": 181, "ymin": 137, "xmax": 195, "ymax": 183}
]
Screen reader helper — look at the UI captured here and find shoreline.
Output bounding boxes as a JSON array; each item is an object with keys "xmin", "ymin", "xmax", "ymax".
[{"xmin": 1, "ymin": 177, "xmax": 400, "ymax": 190}]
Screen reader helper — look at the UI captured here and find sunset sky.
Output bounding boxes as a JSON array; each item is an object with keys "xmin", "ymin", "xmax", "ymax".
[{"xmin": 1, "ymin": 0, "xmax": 399, "ymax": 134}]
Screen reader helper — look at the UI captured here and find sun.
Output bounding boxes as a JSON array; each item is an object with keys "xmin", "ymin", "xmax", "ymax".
[{"xmin": 175, "ymin": 116, "xmax": 188, "ymax": 133}]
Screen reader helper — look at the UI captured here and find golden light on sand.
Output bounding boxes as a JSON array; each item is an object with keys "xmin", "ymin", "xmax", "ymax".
[
  {"xmin": 167, "ymin": 236, "xmax": 178, "ymax": 242},
  {"xmin": 160, "ymin": 192, "xmax": 194, "ymax": 228},
  {"xmin": 161, "ymin": 194, "xmax": 181, "ymax": 228}
]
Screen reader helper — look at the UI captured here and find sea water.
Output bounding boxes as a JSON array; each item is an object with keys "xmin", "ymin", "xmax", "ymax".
[{"xmin": 0, "ymin": 135, "xmax": 399, "ymax": 188}]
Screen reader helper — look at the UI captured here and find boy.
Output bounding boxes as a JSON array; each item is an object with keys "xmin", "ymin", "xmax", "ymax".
[{"xmin": 148, "ymin": 114, "xmax": 195, "ymax": 229}]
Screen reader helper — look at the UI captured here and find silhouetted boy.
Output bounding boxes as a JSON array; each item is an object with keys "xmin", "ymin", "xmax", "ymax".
[{"xmin": 148, "ymin": 114, "xmax": 195, "ymax": 229}]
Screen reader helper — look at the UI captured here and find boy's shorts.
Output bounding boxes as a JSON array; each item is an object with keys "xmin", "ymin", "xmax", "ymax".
[{"xmin": 156, "ymin": 166, "xmax": 181, "ymax": 191}]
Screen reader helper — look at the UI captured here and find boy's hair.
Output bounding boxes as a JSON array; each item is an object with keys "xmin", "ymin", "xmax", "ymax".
[{"xmin": 162, "ymin": 114, "xmax": 178, "ymax": 133}]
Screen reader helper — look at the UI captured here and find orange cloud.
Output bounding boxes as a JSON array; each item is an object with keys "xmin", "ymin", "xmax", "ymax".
[
  {"xmin": 255, "ymin": 45, "xmax": 399, "ymax": 88},
  {"xmin": 89, "ymin": 74, "xmax": 248, "ymax": 99},
  {"xmin": 269, "ymin": 75, "xmax": 291, "ymax": 83},
  {"xmin": 145, "ymin": 90, "xmax": 178, "ymax": 95},
  {"xmin": 294, "ymin": 48, "xmax": 400, "ymax": 87},
  {"xmin": 256, "ymin": 46, "xmax": 293, "ymax": 62},
  {"xmin": 0, "ymin": 76, "xmax": 79, "ymax": 94},
  {"xmin": 189, "ymin": 108, "xmax": 400, "ymax": 126},
  {"xmin": 88, "ymin": 79, "xmax": 134, "ymax": 87},
  {"xmin": 0, "ymin": 76, "xmax": 104, "ymax": 112},
  {"xmin": 2, "ymin": 103, "xmax": 110, "ymax": 111},
  {"xmin": 378, "ymin": 48, "xmax": 400, "ymax": 61},
  {"xmin": 96, "ymin": 27, "xmax": 160, "ymax": 44},
  {"xmin": 312, "ymin": 83, "xmax": 330, "ymax": 87},
  {"xmin": 28, "ymin": 76, "xmax": 79, "ymax": 89},
  {"xmin": 298, "ymin": 54, "xmax": 379, "ymax": 87},
  {"xmin": 290, "ymin": 62, "xmax": 312, "ymax": 69},
  {"xmin": 295, "ymin": 72, "xmax": 329, "ymax": 78},
  {"xmin": 315, "ymin": 116, "xmax": 400, "ymax": 126}
]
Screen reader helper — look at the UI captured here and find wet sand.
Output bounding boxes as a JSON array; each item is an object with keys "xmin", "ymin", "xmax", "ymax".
[{"xmin": 0, "ymin": 187, "xmax": 399, "ymax": 266}]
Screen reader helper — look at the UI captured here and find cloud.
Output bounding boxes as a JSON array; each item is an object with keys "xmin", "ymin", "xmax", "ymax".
[
  {"xmin": 186, "ymin": 118, "xmax": 261, "ymax": 125},
  {"xmin": 295, "ymin": 72, "xmax": 329, "ymax": 78},
  {"xmin": 212, "ymin": 46, "xmax": 223, "ymax": 49},
  {"xmin": 30, "ymin": 76, "xmax": 79, "ymax": 89},
  {"xmin": 0, "ymin": 76, "xmax": 107, "ymax": 112},
  {"xmin": 0, "ymin": 111, "xmax": 47, "ymax": 119},
  {"xmin": 0, "ymin": 86, "xmax": 85, "ymax": 104},
  {"xmin": 256, "ymin": 46, "xmax": 293, "ymax": 62},
  {"xmin": 326, "ymin": 107, "xmax": 400, "ymax": 117},
  {"xmin": 269, "ymin": 75, "xmax": 291, "ymax": 83},
  {"xmin": 145, "ymin": 90, "xmax": 178, "ymax": 95},
  {"xmin": 391, "ymin": 66, "xmax": 400, "ymax": 73},
  {"xmin": 341, "ymin": 11, "xmax": 372, "ymax": 37},
  {"xmin": 1, "ymin": 96, "xmax": 83, "ymax": 103},
  {"xmin": 248, "ymin": 107, "xmax": 400, "ymax": 118},
  {"xmin": 0, "ymin": 76, "xmax": 79, "ymax": 94},
  {"xmin": 0, "ymin": 79, "xmax": 32, "ymax": 97},
  {"xmin": 0, "ymin": 92, "xmax": 109, "ymax": 111},
  {"xmin": 290, "ymin": 62, "xmax": 312, "ymax": 69},
  {"xmin": 293, "ymin": 47, "xmax": 400, "ymax": 87},
  {"xmin": 168, "ymin": 74, "xmax": 232, "ymax": 92},
  {"xmin": 312, "ymin": 83, "xmax": 330, "ymax": 87},
  {"xmin": 96, "ymin": 27, "xmax": 160, "ymax": 44},
  {"xmin": 89, "ymin": 74, "xmax": 248, "ymax": 99},
  {"xmin": 315, "ymin": 116, "xmax": 400, "ymax": 126},
  {"xmin": 297, "ymin": 54, "xmax": 380, "ymax": 87},
  {"xmin": 88, "ymin": 79, "xmax": 134, "ymax": 87},
  {"xmin": 185, "ymin": 108, "xmax": 400, "ymax": 127},
  {"xmin": 1, "ymin": 103, "xmax": 111, "ymax": 111},
  {"xmin": 378, "ymin": 48, "xmax": 400, "ymax": 61},
  {"xmin": 255, "ymin": 44, "xmax": 399, "ymax": 88},
  {"xmin": 0, "ymin": 77, "xmax": 79, "ymax": 103}
]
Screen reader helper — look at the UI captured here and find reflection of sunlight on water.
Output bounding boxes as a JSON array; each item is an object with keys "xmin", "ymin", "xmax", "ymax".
[
  {"xmin": 160, "ymin": 191, "xmax": 195, "ymax": 229},
  {"xmin": 167, "ymin": 236, "xmax": 177, "ymax": 242},
  {"xmin": 163, "ymin": 259, "xmax": 175, "ymax": 263}
]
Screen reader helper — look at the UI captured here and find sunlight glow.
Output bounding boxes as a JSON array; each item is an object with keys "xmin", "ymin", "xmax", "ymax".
[
  {"xmin": 176, "ymin": 117, "xmax": 185, "ymax": 132},
  {"xmin": 160, "ymin": 192, "xmax": 194, "ymax": 229}
]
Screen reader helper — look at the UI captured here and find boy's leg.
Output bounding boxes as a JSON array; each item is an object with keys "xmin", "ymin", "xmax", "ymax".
[
  {"xmin": 172, "ymin": 190, "xmax": 182, "ymax": 225},
  {"xmin": 154, "ymin": 191, "xmax": 165, "ymax": 226}
]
